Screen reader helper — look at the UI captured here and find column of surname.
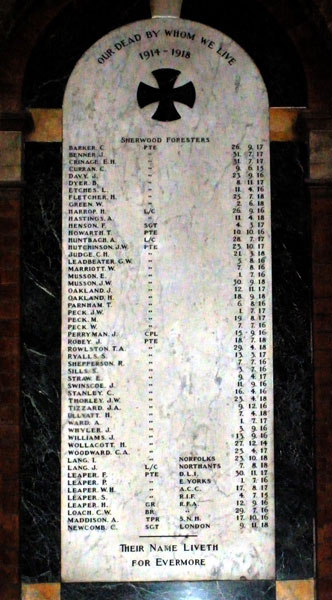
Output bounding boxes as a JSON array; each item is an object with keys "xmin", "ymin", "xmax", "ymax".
[
  {"xmin": 232, "ymin": 143, "xmax": 246, "ymax": 530},
  {"xmin": 66, "ymin": 151, "xmax": 106, "ymax": 528},
  {"xmin": 65, "ymin": 145, "xmax": 122, "ymax": 531}
]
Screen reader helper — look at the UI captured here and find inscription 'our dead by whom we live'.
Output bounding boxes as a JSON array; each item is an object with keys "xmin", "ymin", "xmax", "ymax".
[{"xmin": 97, "ymin": 27, "xmax": 236, "ymax": 65}]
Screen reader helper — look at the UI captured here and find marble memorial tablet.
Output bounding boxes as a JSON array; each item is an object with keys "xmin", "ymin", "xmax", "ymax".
[{"xmin": 62, "ymin": 17, "xmax": 274, "ymax": 582}]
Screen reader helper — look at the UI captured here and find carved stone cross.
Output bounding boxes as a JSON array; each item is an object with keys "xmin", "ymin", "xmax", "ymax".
[{"xmin": 137, "ymin": 68, "xmax": 196, "ymax": 121}]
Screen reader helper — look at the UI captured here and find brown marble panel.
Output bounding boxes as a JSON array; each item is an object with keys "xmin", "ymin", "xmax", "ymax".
[
  {"xmin": 270, "ymin": 108, "xmax": 301, "ymax": 141},
  {"xmin": 276, "ymin": 579, "xmax": 315, "ymax": 600},
  {"xmin": 22, "ymin": 583, "xmax": 61, "ymax": 600},
  {"xmin": 26, "ymin": 109, "xmax": 62, "ymax": 143},
  {"xmin": 310, "ymin": 131, "xmax": 332, "ymax": 180},
  {"xmin": 317, "ymin": 580, "xmax": 332, "ymax": 600},
  {"xmin": 0, "ymin": 132, "xmax": 22, "ymax": 181},
  {"xmin": 0, "ymin": 186, "xmax": 20, "ymax": 600},
  {"xmin": 25, "ymin": 108, "xmax": 303, "ymax": 142}
]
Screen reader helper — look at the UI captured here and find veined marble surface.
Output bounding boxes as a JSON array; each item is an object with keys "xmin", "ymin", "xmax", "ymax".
[{"xmin": 62, "ymin": 18, "xmax": 274, "ymax": 582}]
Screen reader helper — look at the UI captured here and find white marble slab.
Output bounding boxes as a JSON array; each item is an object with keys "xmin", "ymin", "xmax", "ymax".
[{"xmin": 61, "ymin": 17, "xmax": 275, "ymax": 582}]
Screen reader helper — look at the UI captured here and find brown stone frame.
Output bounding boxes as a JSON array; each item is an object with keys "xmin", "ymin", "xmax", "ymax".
[{"xmin": 0, "ymin": 1, "xmax": 331, "ymax": 598}]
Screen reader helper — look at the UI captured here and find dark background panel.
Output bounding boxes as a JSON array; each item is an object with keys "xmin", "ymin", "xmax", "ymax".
[
  {"xmin": 22, "ymin": 0, "xmax": 306, "ymax": 108},
  {"xmin": 61, "ymin": 580, "xmax": 276, "ymax": 600},
  {"xmin": 20, "ymin": 143, "xmax": 62, "ymax": 581},
  {"xmin": 270, "ymin": 142, "xmax": 314, "ymax": 579}
]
